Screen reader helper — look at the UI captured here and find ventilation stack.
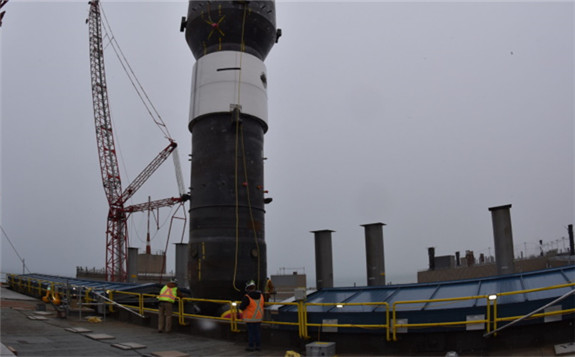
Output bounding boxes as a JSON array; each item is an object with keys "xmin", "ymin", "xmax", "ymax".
[
  {"xmin": 361, "ymin": 223, "xmax": 386, "ymax": 286},
  {"xmin": 312, "ymin": 230, "xmax": 334, "ymax": 289},
  {"xmin": 489, "ymin": 204, "xmax": 515, "ymax": 275},
  {"xmin": 175, "ymin": 243, "xmax": 189, "ymax": 289},
  {"xmin": 569, "ymin": 224, "xmax": 574, "ymax": 256},
  {"xmin": 428, "ymin": 247, "xmax": 436, "ymax": 270},
  {"xmin": 127, "ymin": 247, "xmax": 139, "ymax": 283}
]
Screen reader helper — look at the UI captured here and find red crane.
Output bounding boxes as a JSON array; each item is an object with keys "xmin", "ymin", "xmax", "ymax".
[{"xmin": 87, "ymin": 0, "xmax": 187, "ymax": 282}]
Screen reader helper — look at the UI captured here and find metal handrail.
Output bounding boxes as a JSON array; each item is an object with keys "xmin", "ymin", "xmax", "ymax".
[
  {"xmin": 6, "ymin": 274, "xmax": 574, "ymax": 342},
  {"xmin": 390, "ymin": 282, "xmax": 575, "ymax": 340},
  {"xmin": 391, "ymin": 294, "xmax": 492, "ymax": 341},
  {"xmin": 484, "ymin": 287, "xmax": 575, "ymax": 337}
]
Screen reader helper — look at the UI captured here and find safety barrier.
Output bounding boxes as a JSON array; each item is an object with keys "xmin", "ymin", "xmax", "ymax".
[
  {"xmin": 6, "ymin": 274, "xmax": 574, "ymax": 342},
  {"xmin": 488, "ymin": 283, "xmax": 575, "ymax": 336},
  {"xmin": 391, "ymin": 294, "xmax": 494, "ymax": 341}
]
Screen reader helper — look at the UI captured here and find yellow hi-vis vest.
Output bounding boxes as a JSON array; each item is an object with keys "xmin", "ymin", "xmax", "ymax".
[
  {"xmin": 243, "ymin": 294, "xmax": 264, "ymax": 322},
  {"xmin": 157, "ymin": 286, "xmax": 177, "ymax": 303}
]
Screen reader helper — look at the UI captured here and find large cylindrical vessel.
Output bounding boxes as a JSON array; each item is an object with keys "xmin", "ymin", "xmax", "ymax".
[{"xmin": 183, "ymin": 1, "xmax": 279, "ymax": 301}]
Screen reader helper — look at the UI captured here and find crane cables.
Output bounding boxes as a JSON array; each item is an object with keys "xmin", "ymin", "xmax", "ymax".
[
  {"xmin": 0, "ymin": 225, "xmax": 32, "ymax": 274},
  {"xmin": 99, "ymin": 3, "xmax": 187, "ymax": 197},
  {"xmin": 99, "ymin": 4, "xmax": 173, "ymax": 141}
]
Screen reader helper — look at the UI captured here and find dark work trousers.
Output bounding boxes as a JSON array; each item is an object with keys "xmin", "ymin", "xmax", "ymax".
[
  {"xmin": 246, "ymin": 322, "xmax": 261, "ymax": 349},
  {"xmin": 158, "ymin": 301, "xmax": 174, "ymax": 332}
]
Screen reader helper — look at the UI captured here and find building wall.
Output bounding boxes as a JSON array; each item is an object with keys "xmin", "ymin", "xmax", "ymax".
[
  {"xmin": 270, "ymin": 273, "xmax": 307, "ymax": 301},
  {"xmin": 137, "ymin": 254, "xmax": 165, "ymax": 274},
  {"xmin": 417, "ymin": 256, "xmax": 573, "ymax": 283},
  {"xmin": 434, "ymin": 255, "xmax": 455, "ymax": 269}
]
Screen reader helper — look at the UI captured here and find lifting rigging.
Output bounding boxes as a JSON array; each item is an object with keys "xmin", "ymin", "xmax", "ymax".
[{"xmin": 87, "ymin": 0, "xmax": 188, "ymax": 282}]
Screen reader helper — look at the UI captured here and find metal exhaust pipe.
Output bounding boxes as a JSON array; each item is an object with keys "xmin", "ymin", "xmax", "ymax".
[
  {"xmin": 489, "ymin": 204, "xmax": 515, "ymax": 275},
  {"xmin": 311, "ymin": 230, "xmax": 334, "ymax": 289},
  {"xmin": 361, "ymin": 223, "xmax": 386, "ymax": 286}
]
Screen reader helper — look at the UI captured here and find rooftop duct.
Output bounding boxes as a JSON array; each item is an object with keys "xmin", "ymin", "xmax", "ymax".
[
  {"xmin": 311, "ymin": 230, "xmax": 334, "ymax": 289},
  {"xmin": 489, "ymin": 204, "xmax": 515, "ymax": 275},
  {"xmin": 361, "ymin": 223, "xmax": 386, "ymax": 286}
]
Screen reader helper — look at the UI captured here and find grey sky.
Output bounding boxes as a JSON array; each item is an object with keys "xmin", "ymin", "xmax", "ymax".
[{"xmin": 1, "ymin": 1, "xmax": 573, "ymax": 287}]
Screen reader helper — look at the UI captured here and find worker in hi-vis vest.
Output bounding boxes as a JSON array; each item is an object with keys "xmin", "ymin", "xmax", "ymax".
[
  {"xmin": 239, "ymin": 280, "xmax": 264, "ymax": 352},
  {"xmin": 157, "ymin": 279, "xmax": 182, "ymax": 333},
  {"xmin": 264, "ymin": 277, "xmax": 276, "ymax": 302}
]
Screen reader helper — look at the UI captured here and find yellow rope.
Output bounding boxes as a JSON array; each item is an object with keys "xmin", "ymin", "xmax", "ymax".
[
  {"xmin": 240, "ymin": 123, "xmax": 261, "ymax": 288},
  {"xmin": 236, "ymin": 4, "xmax": 248, "ymax": 105},
  {"xmin": 232, "ymin": 5, "xmax": 249, "ymax": 292},
  {"xmin": 232, "ymin": 2, "xmax": 263, "ymax": 291},
  {"xmin": 232, "ymin": 108, "xmax": 241, "ymax": 292}
]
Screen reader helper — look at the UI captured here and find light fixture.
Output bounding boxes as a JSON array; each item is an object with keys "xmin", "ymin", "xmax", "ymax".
[
  {"xmin": 336, "ymin": 304, "xmax": 344, "ymax": 308},
  {"xmin": 488, "ymin": 294, "xmax": 497, "ymax": 301}
]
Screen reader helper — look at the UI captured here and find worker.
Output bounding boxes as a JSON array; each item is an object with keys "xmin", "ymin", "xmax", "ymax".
[
  {"xmin": 264, "ymin": 276, "xmax": 276, "ymax": 302},
  {"xmin": 157, "ymin": 278, "xmax": 182, "ymax": 333},
  {"xmin": 239, "ymin": 280, "xmax": 264, "ymax": 352}
]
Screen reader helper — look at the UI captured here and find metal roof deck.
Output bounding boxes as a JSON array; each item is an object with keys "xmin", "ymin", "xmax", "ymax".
[
  {"xmin": 280, "ymin": 265, "xmax": 575, "ymax": 314},
  {"xmin": 9, "ymin": 273, "xmax": 158, "ymax": 294},
  {"xmin": 273, "ymin": 265, "xmax": 575, "ymax": 334}
]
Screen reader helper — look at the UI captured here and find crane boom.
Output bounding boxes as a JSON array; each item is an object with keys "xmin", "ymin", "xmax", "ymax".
[
  {"xmin": 88, "ymin": 0, "xmax": 188, "ymax": 282},
  {"xmin": 125, "ymin": 197, "xmax": 183, "ymax": 214},
  {"xmin": 119, "ymin": 141, "xmax": 177, "ymax": 205},
  {"xmin": 88, "ymin": 0, "xmax": 122, "ymax": 206},
  {"xmin": 88, "ymin": 0, "xmax": 127, "ymax": 282}
]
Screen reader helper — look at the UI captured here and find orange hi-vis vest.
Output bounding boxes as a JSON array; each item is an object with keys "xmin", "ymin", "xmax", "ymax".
[
  {"xmin": 243, "ymin": 294, "xmax": 264, "ymax": 322},
  {"xmin": 158, "ymin": 285, "xmax": 177, "ymax": 303}
]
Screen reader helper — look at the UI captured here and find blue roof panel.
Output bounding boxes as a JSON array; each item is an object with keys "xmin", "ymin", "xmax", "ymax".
[{"xmin": 298, "ymin": 265, "xmax": 575, "ymax": 313}]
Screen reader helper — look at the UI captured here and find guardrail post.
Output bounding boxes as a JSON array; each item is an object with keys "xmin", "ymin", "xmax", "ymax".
[
  {"xmin": 486, "ymin": 297, "xmax": 491, "ymax": 334},
  {"xmin": 139, "ymin": 293, "xmax": 144, "ymax": 316},
  {"xmin": 108, "ymin": 290, "xmax": 115, "ymax": 313},
  {"xmin": 178, "ymin": 298, "xmax": 185, "ymax": 325},
  {"xmin": 385, "ymin": 304, "xmax": 391, "ymax": 341},
  {"xmin": 230, "ymin": 302, "xmax": 240, "ymax": 332},
  {"xmin": 392, "ymin": 303, "xmax": 397, "ymax": 341},
  {"xmin": 492, "ymin": 298, "xmax": 498, "ymax": 336},
  {"xmin": 297, "ymin": 300, "xmax": 309, "ymax": 339}
]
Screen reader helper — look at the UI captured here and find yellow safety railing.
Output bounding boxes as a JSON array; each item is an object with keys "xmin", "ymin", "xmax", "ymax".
[
  {"xmin": 488, "ymin": 283, "xmax": 575, "ymax": 335},
  {"xmin": 6, "ymin": 274, "xmax": 574, "ymax": 342},
  {"xmin": 392, "ymin": 295, "xmax": 492, "ymax": 341},
  {"xmin": 304, "ymin": 301, "xmax": 390, "ymax": 340},
  {"xmin": 7, "ymin": 275, "xmax": 59, "ymax": 301},
  {"xmin": 391, "ymin": 282, "xmax": 575, "ymax": 341},
  {"xmin": 6, "ymin": 274, "xmax": 102, "ymax": 309}
]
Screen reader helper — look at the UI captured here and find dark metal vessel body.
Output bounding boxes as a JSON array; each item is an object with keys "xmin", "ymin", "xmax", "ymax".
[
  {"xmin": 184, "ymin": 1, "xmax": 277, "ymax": 62},
  {"xmin": 183, "ymin": 0, "xmax": 279, "ymax": 302}
]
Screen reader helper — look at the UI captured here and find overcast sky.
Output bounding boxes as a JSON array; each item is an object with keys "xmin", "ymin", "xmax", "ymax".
[{"xmin": 1, "ymin": 1, "xmax": 573, "ymax": 287}]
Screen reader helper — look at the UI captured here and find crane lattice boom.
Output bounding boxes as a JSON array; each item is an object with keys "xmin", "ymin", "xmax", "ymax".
[
  {"xmin": 88, "ymin": 0, "xmax": 187, "ymax": 282},
  {"xmin": 88, "ymin": 0, "xmax": 127, "ymax": 282}
]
